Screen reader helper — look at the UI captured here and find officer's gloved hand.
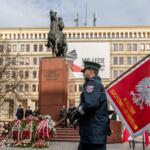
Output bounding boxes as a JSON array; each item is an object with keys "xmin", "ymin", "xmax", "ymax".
[
  {"xmin": 69, "ymin": 108, "xmax": 80, "ymax": 124},
  {"xmin": 73, "ymin": 119, "xmax": 79, "ymax": 129}
]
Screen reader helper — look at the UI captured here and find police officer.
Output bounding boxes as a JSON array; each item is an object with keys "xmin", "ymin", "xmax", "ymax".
[{"xmin": 70, "ymin": 61, "xmax": 109, "ymax": 150}]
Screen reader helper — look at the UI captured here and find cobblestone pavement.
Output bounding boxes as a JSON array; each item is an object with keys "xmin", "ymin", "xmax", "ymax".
[{"xmin": 1, "ymin": 142, "xmax": 149, "ymax": 150}]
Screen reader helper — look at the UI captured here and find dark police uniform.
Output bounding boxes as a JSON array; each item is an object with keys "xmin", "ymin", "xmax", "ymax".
[{"xmin": 70, "ymin": 61, "xmax": 109, "ymax": 150}]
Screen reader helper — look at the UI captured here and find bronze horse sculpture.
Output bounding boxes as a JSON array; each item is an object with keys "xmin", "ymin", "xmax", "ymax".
[{"xmin": 46, "ymin": 10, "xmax": 68, "ymax": 57}]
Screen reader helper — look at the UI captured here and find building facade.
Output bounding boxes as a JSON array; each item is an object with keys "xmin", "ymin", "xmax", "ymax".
[{"xmin": 0, "ymin": 26, "xmax": 150, "ymax": 120}]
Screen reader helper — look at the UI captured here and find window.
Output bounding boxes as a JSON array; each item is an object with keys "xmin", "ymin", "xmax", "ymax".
[
  {"xmin": 138, "ymin": 32, "xmax": 141, "ymax": 38},
  {"xmin": 33, "ymin": 70, "xmax": 37, "ymax": 78},
  {"xmin": 18, "ymin": 84, "xmax": 23, "ymax": 92},
  {"xmin": 0, "ymin": 45, "xmax": 4, "ymax": 52},
  {"xmin": 79, "ymin": 84, "xmax": 83, "ymax": 92},
  {"xmin": 119, "ymin": 70, "xmax": 124, "ymax": 76},
  {"xmin": 35, "ymin": 33, "xmax": 37, "ymax": 39},
  {"xmin": 17, "ymin": 34, "xmax": 20, "ymax": 39},
  {"xmin": 39, "ymin": 33, "xmax": 41, "ymax": 39},
  {"xmin": 5, "ymin": 57, "xmax": 11, "ymax": 65},
  {"xmin": 69, "ymin": 33, "xmax": 71, "ymax": 38},
  {"xmin": 26, "ymin": 44, "xmax": 30, "ymax": 52},
  {"xmin": 133, "ymin": 44, "xmax": 137, "ymax": 51},
  {"xmin": 133, "ymin": 57, "xmax": 137, "ymax": 64},
  {"xmin": 146, "ymin": 44, "xmax": 150, "ymax": 51},
  {"xmin": 25, "ymin": 84, "xmax": 29, "ymax": 92},
  {"xmin": 112, "ymin": 33, "xmax": 115, "ymax": 38},
  {"xmin": 127, "ymin": 57, "xmax": 132, "ymax": 65},
  {"xmin": 33, "ymin": 57, "xmax": 37, "ymax": 65},
  {"xmin": 20, "ymin": 58, "xmax": 24, "ymax": 65},
  {"xmin": 12, "ymin": 44, "xmax": 17, "ymax": 52},
  {"xmin": 30, "ymin": 33, "xmax": 33, "ymax": 39},
  {"xmin": 81, "ymin": 33, "xmax": 84, "ymax": 38},
  {"xmin": 103, "ymin": 33, "xmax": 106, "ymax": 38},
  {"xmin": 7, "ymin": 45, "xmax": 11, "ymax": 52},
  {"xmin": 121, "ymin": 33, "xmax": 124, "ymax": 38},
  {"xmin": 119, "ymin": 57, "xmax": 124, "ymax": 65},
  {"xmin": 39, "ymin": 44, "xmax": 43, "ymax": 52},
  {"xmin": 107, "ymin": 33, "xmax": 110, "ymax": 38},
  {"xmin": 113, "ymin": 57, "xmax": 118, "ymax": 65},
  {"xmin": 127, "ymin": 44, "xmax": 131, "ymax": 51},
  {"xmin": 13, "ymin": 34, "xmax": 16, "ymax": 39},
  {"xmin": 22, "ymin": 34, "xmax": 24, "ymax": 39},
  {"xmin": 43, "ymin": 33, "xmax": 46, "ymax": 39},
  {"xmin": 113, "ymin": 70, "xmax": 118, "ymax": 78},
  {"xmin": 113, "ymin": 44, "xmax": 118, "ymax": 51},
  {"xmin": 86, "ymin": 33, "xmax": 89, "ymax": 38},
  {"xmin": 140, "ymin": 44, "xmax": 145, "ymax": 51},
  {"xmin": 25, "ymin": 58, "xmax": 29, "ymax": 65},
  {"xmin": 73, "ymin": 33, "xmax": 76, "ymax": 38},
  {"xmin": 12, "ymin": 71, "xmax": 16, "ymax": 78},
  {"xmin": 94, "ymin": 33, "xmax": 97, "ymax": 38},
  {"xmin": 0, "ymin": 58, "xmax": 3, "ymax": 65},
  {"xmin": 69, "ymin": 85, "xmax": 75, "ymax": 93},
  {"xmin": 33, "ymin": 44, "xmax": 38, "ymax": 52},
  {"xmin": 32, "ymin": 84, "xmax": 36, "ymax": 92},
  {"xmin": 26, "ymin": 33, "xmax": 29, "ymax": 39},
  {"xmin": 9, "ymin": 34, "xmax": 12, "ymax": 39},
  {"xmin": 77, "ymin": 33, "xmax": 80, "ymax": 38},
  {"xmin": 19, "ymin": 71, "xmax": 24, "ymax": 78},
  {"xmin": 20, "ymin": 44, "xmax": 25, "ymax": 52},
  {"xmin": 25, "ymin": 71, "xmax": 29, "ymax": 79},
  {"xmin": 12, "ymin": 57, "xmax": 16, "ymax": 65},
  {"xmin": 74, "ymin": 85, "xmax": 77, "ymax": 92},
  {"xmin": 119, "ymin": 44, "xmax": 123, "ymax": 51},
  {"xmin": 5, "ymin": 71, "xmax": 10, "ymax": 78},
  {"xmin": 116, "ymin": 33, "xmax": 119, "ymax": 38}
]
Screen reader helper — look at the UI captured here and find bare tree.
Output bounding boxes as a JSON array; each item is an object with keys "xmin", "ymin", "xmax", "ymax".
[{"xmin": 0, "ymin": 40, "xmax": 22, "ymax": 107}]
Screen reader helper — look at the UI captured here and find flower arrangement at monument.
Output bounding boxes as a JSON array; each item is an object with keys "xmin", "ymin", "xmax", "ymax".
[{"xmin": 0, "ymin": 115, "xmax": 55, "ymax": 148}]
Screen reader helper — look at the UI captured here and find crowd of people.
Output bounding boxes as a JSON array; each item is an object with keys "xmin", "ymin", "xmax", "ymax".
[{"xmin": 16, "ymin": 105, "xmax": 40, "ymax": 120}]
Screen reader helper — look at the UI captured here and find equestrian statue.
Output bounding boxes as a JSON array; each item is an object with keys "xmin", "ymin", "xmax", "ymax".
[{"xmin": 45, "ymin": 10, "xmax": 68, "ymax": 57}]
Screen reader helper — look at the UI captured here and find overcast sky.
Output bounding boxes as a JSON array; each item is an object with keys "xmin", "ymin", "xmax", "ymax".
[{"xmin": 0, "ymin": 0, "xmax": 150, "ymax": 28}]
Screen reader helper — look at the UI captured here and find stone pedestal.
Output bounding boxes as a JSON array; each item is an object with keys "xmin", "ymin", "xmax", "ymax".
[{"xmin": 39, "ymin": 57, "xmax": 69, "ymax": 121}]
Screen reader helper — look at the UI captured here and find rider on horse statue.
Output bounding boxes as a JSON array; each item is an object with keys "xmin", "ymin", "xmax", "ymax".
[{"xmin": 46, "ymin": 10, "xmax": 68, "ymax": 57}]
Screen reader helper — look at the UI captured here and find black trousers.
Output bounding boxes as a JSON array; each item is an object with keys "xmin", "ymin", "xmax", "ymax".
[{"xmin": 78, "ymin": 142, "xmax": 106, "ymax": 150}]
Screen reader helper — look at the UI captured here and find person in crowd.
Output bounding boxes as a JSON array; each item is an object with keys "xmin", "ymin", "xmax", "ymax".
[
  {"xmin": 25, "ymin": 106, "xmax": 33, "ymax": 118},
  {"xmin": 33, "ymin": 107, "xmax": 40, "ymax": 117},
  {"xmin": 59, "ymin": 105, "xmax": 67, "ymax": 127},
  {"xmin": 67, "ymin": 104, "xmax": 76, "ymax": 127},
  {"xmin": 16, "ymin": 104, "xmax": 24, "ymax": 120},
  {"xmin": 69, "ymin": 61, "xmax": 109, "ymax": 150}
]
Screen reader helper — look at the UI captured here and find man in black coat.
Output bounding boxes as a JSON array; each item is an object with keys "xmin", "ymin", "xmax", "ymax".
[
  {"xmin": 16, "ymin": 104, "xmax": 24, "ymax": 120},
  {"xmin": 70, "ymin": 61, "xmax": 109, "ymax": 150},
  {"xmin": 25, "ymin": 106, "xmax": 33, "ymax": 118}
]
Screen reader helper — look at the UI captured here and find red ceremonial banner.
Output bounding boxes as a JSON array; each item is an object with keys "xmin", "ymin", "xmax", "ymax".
[{"xmin": 106, "ymin": 55, "xmax": 150, "ymax": 137}]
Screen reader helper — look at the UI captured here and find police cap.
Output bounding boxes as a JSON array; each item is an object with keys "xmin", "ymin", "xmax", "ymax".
[{"xmin": 81, "ymin": 61, "xmax": 101, "ymax": 73}]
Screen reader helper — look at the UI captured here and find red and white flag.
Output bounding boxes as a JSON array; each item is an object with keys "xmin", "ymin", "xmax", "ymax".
[{"xmin": 106, "ymin": 54, "xmax": 150, "ymax": 138}]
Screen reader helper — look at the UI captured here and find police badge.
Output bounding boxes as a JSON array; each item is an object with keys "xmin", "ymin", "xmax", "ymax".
[{"xmin": 86, "ymin": 85, "xmax": 94, "ymax": 93}]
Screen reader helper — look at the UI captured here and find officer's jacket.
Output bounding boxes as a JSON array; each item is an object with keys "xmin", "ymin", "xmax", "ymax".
[{"xmin": 78, "ymin": 75, "xmax": 109, "ymax": 144}]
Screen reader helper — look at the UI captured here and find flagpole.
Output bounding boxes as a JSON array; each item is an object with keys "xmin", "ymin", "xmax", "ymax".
[
  {"xmin": 105, "ymin": 54, "xmax": 150, "ymax": 89},
  {"xmin": 143, "ymin": 135, "xmax": 145, "ymax": 150}
]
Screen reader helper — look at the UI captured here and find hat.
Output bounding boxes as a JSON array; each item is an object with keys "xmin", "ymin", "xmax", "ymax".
[{"xmin": 81, "ymin": 61, "xmax": 101, "ymax": 73}]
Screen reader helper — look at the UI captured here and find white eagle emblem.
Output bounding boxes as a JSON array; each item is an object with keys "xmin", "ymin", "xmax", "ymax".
[{"xmin": 130, "ymin": 77, "xmax": 150, "ymax": 110}]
